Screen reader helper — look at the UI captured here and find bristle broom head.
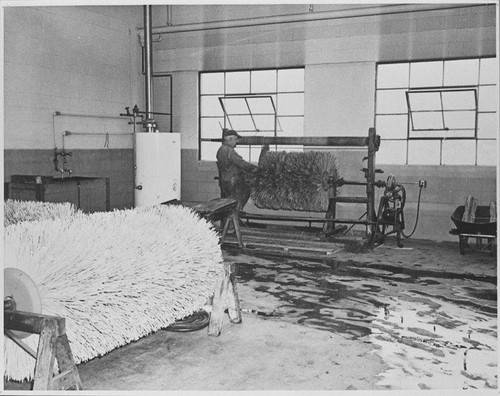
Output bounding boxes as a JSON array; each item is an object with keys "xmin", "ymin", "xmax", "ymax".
[
  {"xmin": 4, "ymin": 205, "xmax": 224, "ymax": 382},
  {"xmin": 247, "ymin": 150, "xmax": 340, "ymax": 212},
  {"xmin": 4, "ymin": 199, "xmax": 78, "ymax": 227}
]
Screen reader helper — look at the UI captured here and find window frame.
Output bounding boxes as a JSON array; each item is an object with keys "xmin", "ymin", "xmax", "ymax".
[
  {"xmin": 375, "ymin": 57, "xmax": 497, "ymax": 166},
  {"xmin": 198, "ymin": 67, "xmax": 305, "ymax": 162}
]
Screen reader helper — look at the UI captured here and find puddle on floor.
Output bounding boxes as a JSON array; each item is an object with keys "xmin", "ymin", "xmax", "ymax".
[{"xmin": 231, "ymin": 252, "xmax": 497, "ymax": 390}]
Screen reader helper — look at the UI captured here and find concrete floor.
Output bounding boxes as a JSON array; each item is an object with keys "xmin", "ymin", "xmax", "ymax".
[{"xmin": 3, "ymin": 234, "xmax": 498, "ymax": 393}]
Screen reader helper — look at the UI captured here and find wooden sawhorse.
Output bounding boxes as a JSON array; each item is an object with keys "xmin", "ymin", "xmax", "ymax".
[
  {"xmin": 208, "ymin": 262, "xmax": 242, "ymax": 337},
  {"xmin": 192, "ymin": 198, "xmax": 244, "ymax": 248},
  {"xmin": 4, "ymin": 309, "xmax": 82, "ymax": 390}
]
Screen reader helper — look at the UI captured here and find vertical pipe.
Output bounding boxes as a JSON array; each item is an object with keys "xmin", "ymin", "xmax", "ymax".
[
  {"xmin": 366, "ymin": 127, "xmax": 377, "ymax": 238},
  {"xmin": 144, "ymin": 5, "xmax": 154, "ymax": 132}
]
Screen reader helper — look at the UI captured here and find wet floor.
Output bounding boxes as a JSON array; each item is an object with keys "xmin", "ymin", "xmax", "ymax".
[{"xmin": 227, "ymin": 250, "xmax": 498, "ymax": 390}]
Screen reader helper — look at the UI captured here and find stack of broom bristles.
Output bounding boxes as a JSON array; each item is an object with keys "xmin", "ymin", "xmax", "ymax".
[
  {"xmin": 247, "ymin": 150, "xmax": 340, "ymax": 212},
  {"xmin": 4, "ymin": 201, "xmax": 224, "ymax": 382},
  {"xmin": 4, "ymin": 199, "xmax": 79, "ymax": 227}
]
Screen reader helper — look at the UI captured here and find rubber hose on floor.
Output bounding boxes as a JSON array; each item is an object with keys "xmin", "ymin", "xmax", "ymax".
[{"xmin": 164, "ymin": 310, "xmax": 211, "ymax": 332}]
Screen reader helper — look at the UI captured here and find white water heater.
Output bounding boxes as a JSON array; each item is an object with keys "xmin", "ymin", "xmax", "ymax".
[{"xmin": 134, "ymin": 132, "xmax": 181, "ymax": 207}]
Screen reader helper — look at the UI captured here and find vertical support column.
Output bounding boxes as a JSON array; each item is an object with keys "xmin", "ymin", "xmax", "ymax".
[
  {"xmin": 366, "ymin": 127, "xmax": 377, "ymax": 238},
  {"xmin": 323, "ymin": 187, "xmax": 337, "ymax": 235}
]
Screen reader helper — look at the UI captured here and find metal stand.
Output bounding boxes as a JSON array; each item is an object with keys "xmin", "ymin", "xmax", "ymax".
[
  {"xmin": 4, "ymin": 309, "xmax": 82, "ymax": 390},
  {"xmin": 235, "ymin": 127, "xmax": 382, "ymax": 240},
  {"xmin": 450, "ymin": 229, "xmax": 497, "ymax": 256}
]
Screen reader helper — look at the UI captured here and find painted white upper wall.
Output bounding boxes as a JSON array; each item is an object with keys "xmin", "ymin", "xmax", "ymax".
[{"xmin": 3, "ymin": 6, "xmax": 144, "ymax": 150}]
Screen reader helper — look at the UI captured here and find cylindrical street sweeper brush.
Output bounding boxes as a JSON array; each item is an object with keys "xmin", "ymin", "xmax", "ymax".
[
  {"xmin": 4, "ymin": 199, "xmax": 79, "ymax": 227},
  {"xmin": 247, "ymin": 150, "xmax": 340, "ymax": 212},
  {"xmin": 4, "ymin": 204, "xmax": 224, "ymax": 382}
]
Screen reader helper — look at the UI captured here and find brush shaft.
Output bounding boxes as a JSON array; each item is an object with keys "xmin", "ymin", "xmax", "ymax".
[{"xmin": 207, "ymin": 136, "xmax": 370, "ymax": 147}]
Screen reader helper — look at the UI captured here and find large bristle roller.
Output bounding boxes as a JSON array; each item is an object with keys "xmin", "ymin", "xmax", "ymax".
[
  {"xmin": 247, "ymin": 150, "xmax": 340, "ymax": 212},
  {"xmin": 4, "ymin": 205, "xmax": 224, "ymax": 382},
  {"xmin": 4, "ymin": 199, "xmax": 79, "ymax": 227}
]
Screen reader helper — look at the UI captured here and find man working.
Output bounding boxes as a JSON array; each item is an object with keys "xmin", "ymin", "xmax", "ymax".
[{"xmin": 216, "ymin": 129, "xmax": 256, "ymax": 212}]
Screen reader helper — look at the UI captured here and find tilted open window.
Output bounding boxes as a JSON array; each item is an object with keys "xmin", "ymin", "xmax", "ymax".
[{"xmin": 406, "ymin": 88, "xmax": 478, "ymax": 139}]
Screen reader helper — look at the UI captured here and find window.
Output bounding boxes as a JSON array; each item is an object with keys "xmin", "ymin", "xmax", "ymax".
[
  {"xmin": 199, "ymin": 68, "xmax": 305, "ymax": 161},
  {"xmin": 375, "ymin": 58, "xmax": 497, "ymax": 165}
]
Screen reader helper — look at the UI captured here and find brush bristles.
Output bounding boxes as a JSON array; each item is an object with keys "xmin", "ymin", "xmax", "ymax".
[
  {"xmin": 4, "ymin": 199, "xmax": 78, "ymax": 227},
  {"xmin": 4, "ymin": 205, "xmax": 224, "ymax": 382},
  {"xmin": 247, "ymin": 151, "xmax": 340, "ymax": 212}
]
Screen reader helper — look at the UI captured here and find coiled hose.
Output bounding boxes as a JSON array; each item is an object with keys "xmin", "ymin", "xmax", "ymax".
[{"xmin": 164, "ymin": 310, "xmax": 211, "ymax": 332}]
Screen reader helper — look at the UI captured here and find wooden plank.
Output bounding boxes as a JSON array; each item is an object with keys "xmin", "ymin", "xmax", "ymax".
[
  {"xmin": 5, "ymin": 311, "xmax": 65, "ymax": 336},
  {"xmin": 208, "ymin": 262, "xmax": 241, "ymax": 336},
  {"xmin": 227, "ymin": 264, "xmax": 242, "ymax": 324},
  {"xmin": 227, "ymin": 234, "xmax": 342, "ymax": 251},
  {"xmin": 4, "ymin": 329, "xmax": 37, "ymax": 359},
  {"xmin": 54, "ymin": 334, "xmax": 83, "ymax": 390},
  {"xmin": 32, "ymin": 321, "xmax": 58, "ymax": 391},
  {"xmin": 240, "ymin": 212, "xmax": 374, "ymax": 225},
  {"xmin": 192, "ymin": 198, "xmax": 237, "ymax": 215}
]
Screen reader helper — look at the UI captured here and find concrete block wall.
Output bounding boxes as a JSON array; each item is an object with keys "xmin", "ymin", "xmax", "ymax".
[
  {"xmin": 3, "ymin": 6, "xmax": 143, "ymax": 209},
  {"xmin": 161, "ymin": 4, "xmax": 496, "ymax": 242}
]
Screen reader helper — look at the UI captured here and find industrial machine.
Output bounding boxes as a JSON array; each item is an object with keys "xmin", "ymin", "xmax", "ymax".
[{"xmin": 211, "ymin": 128, "xmax": 425, "ymax": 256}]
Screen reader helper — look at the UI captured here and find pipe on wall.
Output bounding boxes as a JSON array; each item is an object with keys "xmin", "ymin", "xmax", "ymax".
[
  {"xmin": 140, "ymin": 3, "xmax": 488, "ymax": 36},
  {"xmin": 143, "ymin": 5, "xmax": 154, "ymax": 132}
]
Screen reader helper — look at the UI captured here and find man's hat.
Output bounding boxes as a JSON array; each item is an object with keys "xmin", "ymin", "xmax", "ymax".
[{"xmin": 222, "ymin": 128, "xmax": 241, "ymax": 139}]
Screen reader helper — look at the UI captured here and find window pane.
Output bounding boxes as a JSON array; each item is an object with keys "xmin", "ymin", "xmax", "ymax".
[
  {"xmin": 375, "ymin": 115, "xmax": 408, "ymax": 139},
  {"xmin": 408, "ymin": 92, "xmax": 442, "ymax": 111},
  {"xmin": 278, "ymin": 69, "xmax": 304, "ymax": 92},
  {"xmin": 279, "ymin": 116, "xmax": 304, "ymax": 136},
  {"xmin": 479, "ymin": 86, "xmax": 498, "ymax": 111},
  {"xmin": 227, "ymin": 115, "xmax": 255, "ymax": 132},
  {"xmin": 251, "ymin": 70, "xmax": 277, "ymax": 93},
  {"xmin": 377, "ymin": 140, "xmax": 407, "ymax": 165},
  {"xmin": 376, "ymin": 89, "xmax": 408, "ymax": 114},
  {"xmin": 478, "ymin": 113, "xmax": 498, "ymax": 139},
  {"xmin": 247, "ymin": 96, "xmax": 276, "ymax": 114},
  {"xmin": 410, "ymin": 61, "xmax": 443, "ymax": 87},
  {"xmin": 234, "ymin": 145, "xmax": 250, "ymax": 161},
  {"xmin": 377, "ymin": 63, "xmax": 409, "ymax": 88},
  {"xmin": 201, "ymin": 117, "xmax": 224, "ymax": 139},
  {"xmin": 226, "ymin": 71, "xmax": 250, "ymax": 94},
  {"xmin": 253, "ymin": 115, "xmax": 276, "ymax": 132},
  {"xmin": 411, "ymin": 111, "xmax": 444, "ymax": 130},
  {"xmin": 408, "ymin": 140, "xmax": 441, "ymax": 165},
  {"xmin": 411, "ymin": 129, "xmax": 473, "ymax": 138},
  {"xmin": 442, "ymin": 140, "xmax": 475, "ymax": 165},
  {"xmin": 200, "ymin": 95, "xmax": 224, "ymax": 117},
  {"xmin": 277, "ymin": 93, "xmax": 304, "ymax": 115},
  {"xmin": 250, "ymin": 146, "xmax": 265, "ymax": 163},
  {"xmin": 477, "ymin": 140, "xmax": 498, "ymax": 166},
  {"xmin": 443, "ymin": 111, "xmax": 476, "ymax": 130},
  {"xmin": 444, "ymin": 59, "xmax": 479, "ymax": 86},
  {"xmin": 441, "ymin": 90, "xmax": 476, "ymax": 110},
  {"xmin": 480, "ymin": 58, "xmax": 498, "ymax": 85},
  {"xmin": 276, "ymin": 145, "xmax": 304, "ymax": 152},
  {"xmin": 200, "ymin": 141, "xmax": 220, "ymax": 161},
  {"xmin": 220, "ymin": 97, "xmax": 248, "ymax": 115},
  {"xmin": 200, "ymin": 72, "xmax": 224, "ymax": 94}
]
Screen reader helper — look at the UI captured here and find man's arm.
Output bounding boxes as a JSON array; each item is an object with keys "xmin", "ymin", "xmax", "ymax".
[{"xmin": 228, "ymin": 148, "xmax": 256, "ymax": 171}]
